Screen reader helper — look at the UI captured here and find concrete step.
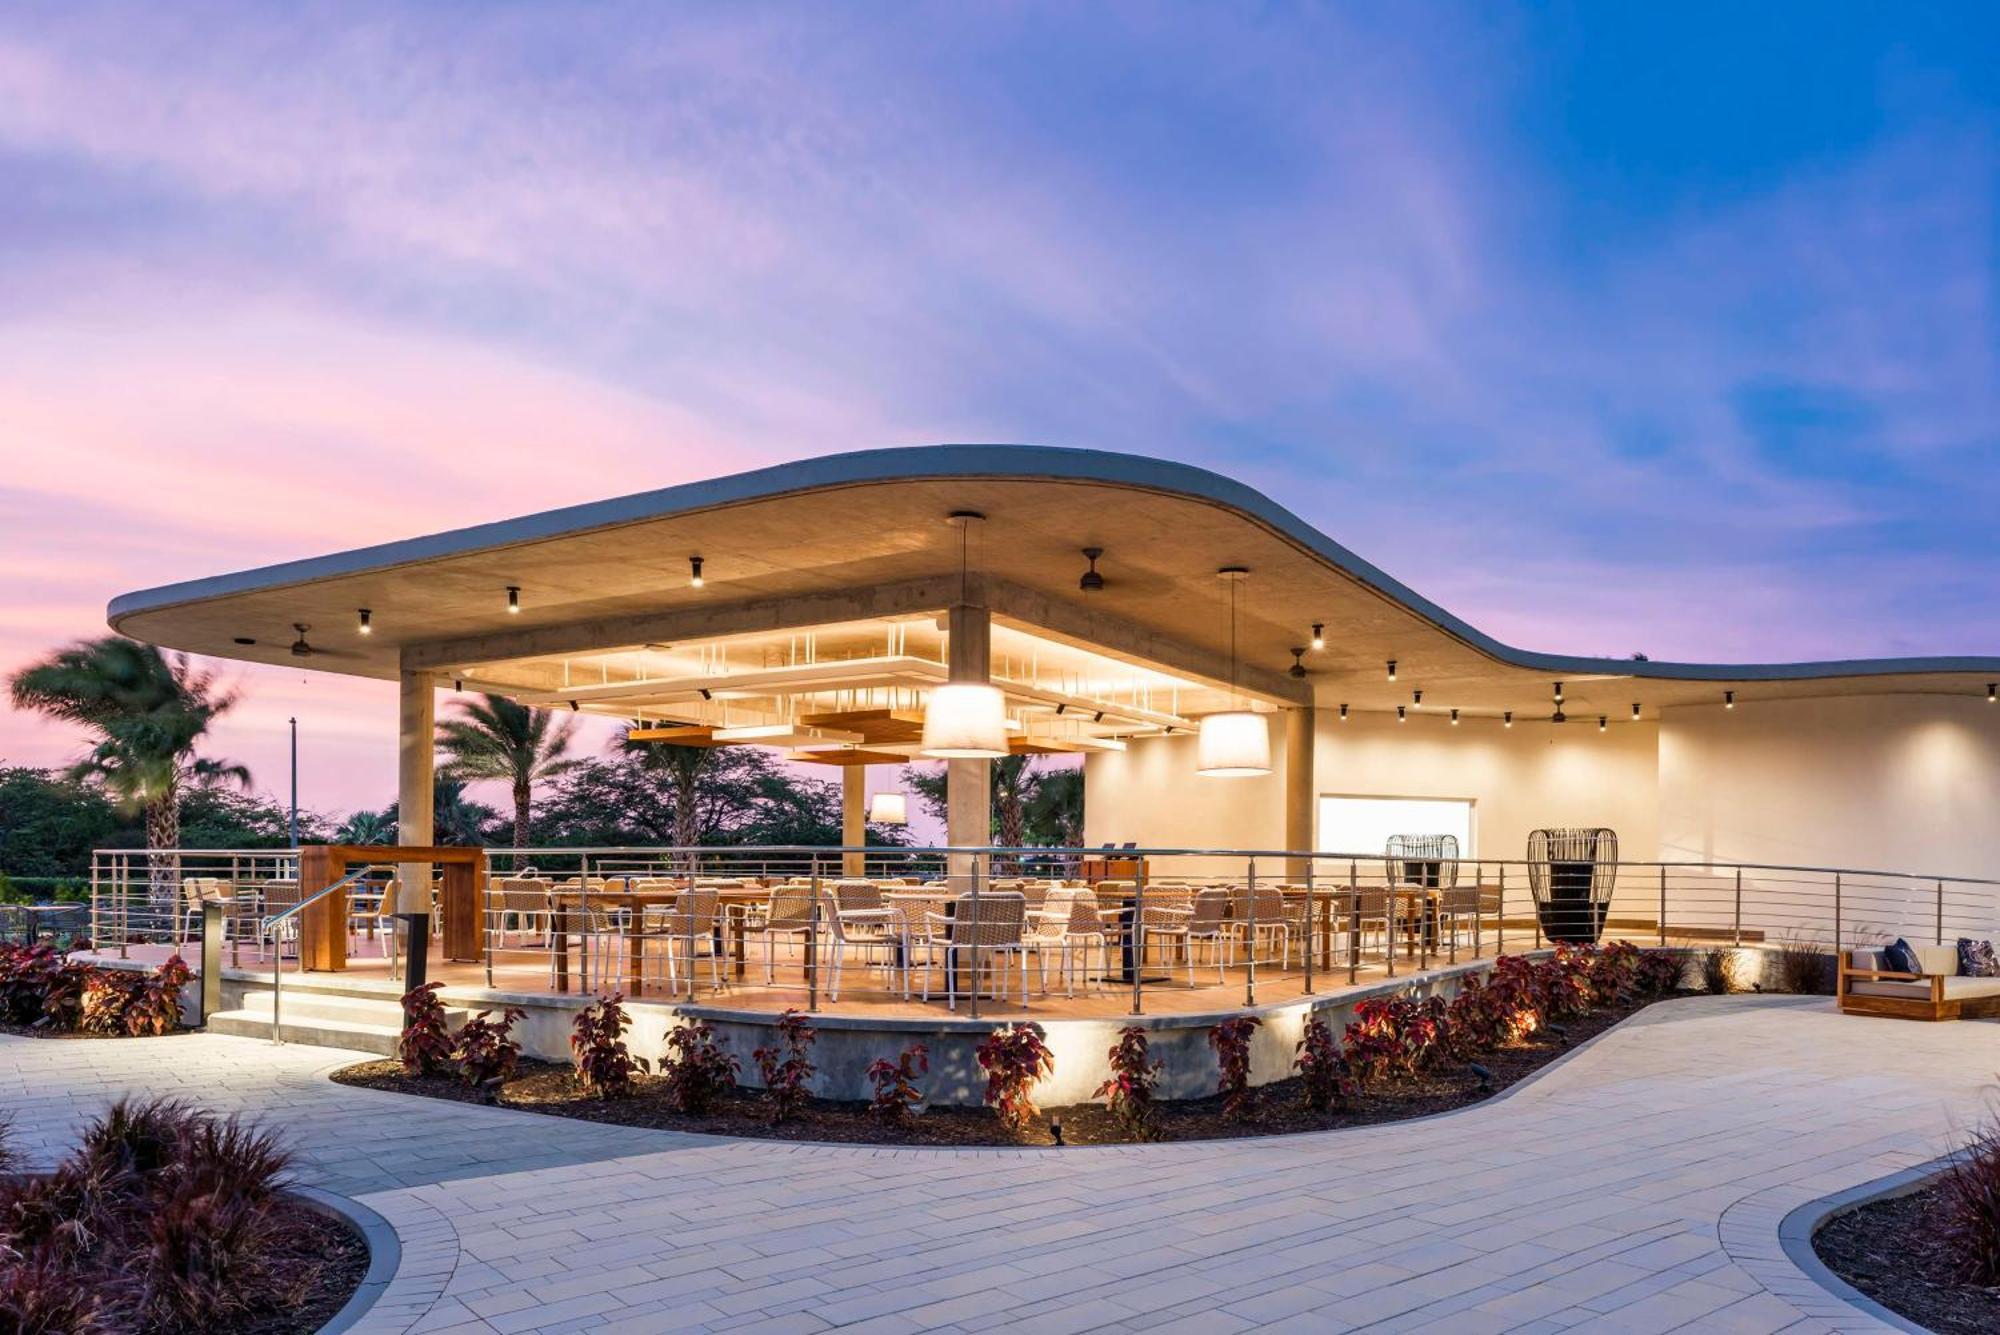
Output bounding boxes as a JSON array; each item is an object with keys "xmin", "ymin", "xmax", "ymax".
[
  {"xmin": 205, "ymin": 1008, "xmax": 406, "ymax": 1055},
  {"xmin": 205, "ymin": 989, "xmax": 469, "ymax": 1056}
]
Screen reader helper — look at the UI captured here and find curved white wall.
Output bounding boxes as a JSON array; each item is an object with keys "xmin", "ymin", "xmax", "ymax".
[{"xmin": 1659, "ymin": 694, "xmax": 2000, "ymax": 880}]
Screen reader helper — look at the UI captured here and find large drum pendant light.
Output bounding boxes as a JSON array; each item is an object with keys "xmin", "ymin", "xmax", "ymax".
[
  {"xmin": 867, "ymin": 791, "xmax": 908, "ymax": 825},
  {"xmin": 921, "ymin": 510, "xmax": 1009, "ymax": 759},
  {"xmin": 1198, "ymin": 566, "xmax": 1271, "ymax": 777}
]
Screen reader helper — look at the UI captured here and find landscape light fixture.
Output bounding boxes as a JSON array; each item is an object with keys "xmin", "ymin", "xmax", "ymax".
[
  {"xmin": 358, "ymin": 608, "xmax": 372, "ymax": 635},
  {"xmin": 1197, "ymin": 567, "xmax": 1271, "ymax": 776},
  {"xmin": 1310, "ymin": 623, "xmax": 1325, "ymax": 651},
  {"xmin": 1078, "ymin": 547, "xmax": 1105, "ymax": 592},
  {"xmin": 921, "ymin": 511, "xmax": 1009, "ymax": 759},
  {"xmin": 689, "ymin": 556, "xmax": 704, "ymax": 588},
  {"xmin": 506, "ymin": 586, "xmax": 520, "ymax": 614}
]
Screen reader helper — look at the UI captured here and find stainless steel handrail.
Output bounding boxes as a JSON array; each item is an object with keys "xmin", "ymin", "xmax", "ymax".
[{"xmin": 260, "ymin": 865, "xmax": 380, "ymax": 1045}]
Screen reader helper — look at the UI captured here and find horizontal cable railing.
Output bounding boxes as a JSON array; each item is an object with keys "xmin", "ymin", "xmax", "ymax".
[{"xmin": 85, "ymin": 844, "xmax": 1999, "ymax": 1021}]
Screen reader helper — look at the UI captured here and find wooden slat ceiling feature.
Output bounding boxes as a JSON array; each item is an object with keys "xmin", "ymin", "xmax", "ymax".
[
  {"xmin": 623, "ymin": 725, "xmax": 720, "ymax": 745},
  {"xmin": 797, "ymin": 709, "xmax": 926, "ymax": 744},
  {"xmin": 782, "ymin": 748, "xmax": 915, "ymax": 767}
]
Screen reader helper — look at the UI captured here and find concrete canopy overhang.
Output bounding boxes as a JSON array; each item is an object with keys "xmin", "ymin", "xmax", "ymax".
[{"xmin": 107, "ymin": 444, "xmax": 2000, "ymax": 724}]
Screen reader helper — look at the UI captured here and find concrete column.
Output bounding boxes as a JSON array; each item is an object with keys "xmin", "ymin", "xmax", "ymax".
[
  {"xmin": 1285, "ymin": 704, "xmax": 1316, "ymax": 879},
  {"xmin": 842, "ymin": 764, "xmax": 866, "ymax": 877},
  {"xmin": 397, "ymin": 666, "xmax": 436, "ymax": 909},
  {"xmin": 945, "ymin": 603, "xmax": 992, "ymax": 882}
]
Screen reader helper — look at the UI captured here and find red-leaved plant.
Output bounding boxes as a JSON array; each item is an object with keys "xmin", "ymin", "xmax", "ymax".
[
  {"xmin": 454, "ymin": 1005, "xmax": 526, "ymax": 1093},
  {"xmin": 976, "ymin": 1023, "xmax": 1054, "ymax": 1133},
  {"xmin": 1294, "ymin": 1015, "xmax": 1350, "ymax": 1112},
  {"xmin": 752, "ymin": 1008, "xmax": 817, "ymax": 1124},
  {"xmin": 1093, "ymin": 1025, "xmax": 1163, "ymax": 1141},
  {"xmin": 1207, "ymin": 1015, "xmax": 1261, "ymax": 1119},
  {"xmin": 398, "ymin": 981, "xmax": 454, "ymax": 1076},
  {"xmin": 1634, "ymin": 949, "xmax": 1684, "ymax": 997},
  {"xmin": 571, "ymin": 991, "xmax": 650, "ymax": 1098},
  {"xmin": 867, "ymin": 1043, "xmax": 929, "ymax": 1120},
  {"xmin": 662, "ymin": 1018, "xmax": 739, "ymax": 1114},
  {"xmin": 126, "ymin": 955, "xmax": 192, "ymax": 1035}
]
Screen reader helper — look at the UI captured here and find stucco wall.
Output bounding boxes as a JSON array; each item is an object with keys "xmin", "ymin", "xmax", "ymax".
[
  {"xmin": 1084, "ymin": 709, "xmax": 1660, "ymax": 886},
  {"xmin": 1659, "ymin": 695, "xmax": 2000, "ymax": 881}
]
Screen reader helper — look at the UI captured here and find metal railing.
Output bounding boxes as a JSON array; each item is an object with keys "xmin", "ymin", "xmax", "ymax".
[
  {"xmin": 84, "ymin": 843, "xmax": 2000, "ymax": 1021},
  {"xmin": 260, "ymin": 866, "xmax": 382, "ymax": 1044}
]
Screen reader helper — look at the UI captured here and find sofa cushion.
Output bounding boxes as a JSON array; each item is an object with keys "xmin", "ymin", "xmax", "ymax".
[
  {"xmin": 1941, "ymin": 977, "xmax": 2000, "ymax": 1000},
  {"xmin": 1960, "ymin": 939, "xmax": 2000, "ymax": 978},
  {"xmin": 1913, "ymin": 944, "xmax": 1960, "ymax": 976},
  {"xmin": 1882, "ymin": 938, "xmax": 1921, "ymax": 974},
  {"xmin": 1848, "ymin": 948, "xmax": 1885, "ymax": 972}
]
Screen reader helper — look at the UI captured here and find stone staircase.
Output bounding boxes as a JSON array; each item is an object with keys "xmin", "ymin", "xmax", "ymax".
[{"xmin": 207, "ymin": 986, "xmax": 469, "ymax": 1055}]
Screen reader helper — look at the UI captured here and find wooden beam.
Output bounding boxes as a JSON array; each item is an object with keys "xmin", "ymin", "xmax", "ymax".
[
  {"xmin": 784, "ymin": 748, "xmax": 913, "ymax": 766},
  {"xmin": 798, "ymin": 708, "xmax": 925, "ymax": 743},
  {"xmin": 625, "ymin": 725, "xmax": 718, "ymax": 744}
]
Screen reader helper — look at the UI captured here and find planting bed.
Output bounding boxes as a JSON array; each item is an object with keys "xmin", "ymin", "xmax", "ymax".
[
  {"xmin": 1815, "ymin": 1178, "xmax": 2000, "ymax": 1335},
  {"xmin": 335, "ymin": 990, "xmax": 1665, "ymax": 1146}
]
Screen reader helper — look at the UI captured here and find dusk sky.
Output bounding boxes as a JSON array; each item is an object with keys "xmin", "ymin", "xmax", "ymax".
[{"xmin": 1, "ymin": 2, "xmax": 1995, "ymax": 820}]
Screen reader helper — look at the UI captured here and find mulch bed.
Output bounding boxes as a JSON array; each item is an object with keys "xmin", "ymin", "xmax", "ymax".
[
  {"xmin": 1814, "ymin": 1178, "xmax": 2000, "ymax": 1335},
  {"xmin": 333, "ymin": 995, "xmax": 1656, "ymax": 1146},
  {"xmin": 239, "ymin": 1198, "xmax": 372, "ymax": 1335}
]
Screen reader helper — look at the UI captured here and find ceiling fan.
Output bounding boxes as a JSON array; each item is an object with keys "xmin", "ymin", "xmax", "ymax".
[{"xmin": 287, "ymin": 624, "xmax": 363, "ymax": 660}]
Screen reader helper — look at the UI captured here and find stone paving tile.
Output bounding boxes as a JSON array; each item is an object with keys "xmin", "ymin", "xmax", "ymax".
[{"xmin": 5, "ymin": 996, "xmax": 1997, "ymax": 1332}]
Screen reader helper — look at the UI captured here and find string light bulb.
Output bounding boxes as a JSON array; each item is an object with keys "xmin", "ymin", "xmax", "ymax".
[
  {"xmin": 1503, "ymin": 711, "xmax": 1513, "ymax": 728},
  {"xmin": 506, "ymin": 586, "xmax": 520, "ymax": 614},
  {"xmin": 357, "ymin": 608, "xmax": 372, "ymax": 635},
  {"xmin": 1598, "ymin": 715, "xmax": 1607, "ymax": 732},
  {"xmin": 689, "ymin": 556, "xmax": 704, "ymax": 588},
  {"xmin": 1387, "ymin": 659, "xmax": 1397, "ymax": 682},
  {"xmin": 1396, "ymin": 705, "xmax": 1407, "ymax": 723},
  {"xmin": 1725, "ymin": 690, "xmax": 1735, "ymax": 710},
  {"xmin": 1631, "ymin": 702, "xmax": 1641, "ymax": 720},
  {"xmin": 1450, "ymin": 708, "xmax": 1460, "ymax": 725},
  {"xmin": 1412, "ymin": 689, "xmax": 1423, "ymax": 708},
  {"xmin": 1310, "ymin": 622, "xmax": 1325, "ymax": 651},
  {"xmin": 1338, "ymin": 703, "xmax": 1348, "ymax": 721},
  {"xmin": 1553, "ymin": 680, "xmax": 1564, "ymax": 703},
  {"xmin": 1988, "ymin": 683, "xmax": 1995, "ymax": 704}
]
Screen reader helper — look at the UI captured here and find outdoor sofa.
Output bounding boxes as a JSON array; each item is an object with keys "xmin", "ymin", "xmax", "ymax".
[{"xmin": 1839, "ymin": 942, "xmax": 2000, "ymax": 1021}]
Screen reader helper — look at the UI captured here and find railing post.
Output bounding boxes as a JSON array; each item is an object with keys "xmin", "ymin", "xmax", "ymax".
[
  {"xmin": 1733, "ymin": 867, "xmax": 1742, "ymax": 947},
  {"xmin": 1129, "ymin": 858, "xmax": 1146, "ymax": 1017},
  {"xmin": 1497, "ymin": 863, "xmax": 1505, "ymax": 958},
  {"xmin": 807, "ymin": 858, "xmax": 820, "ymax": 1014},
  {"xmin": 198, "ymin": 900, "xmax": 224, "ymax": 1027},
  {"xmin": 1348, "ymin": 858, "xmax": 1361, "ymax": 985},
  {"xmin": 1658, "ymin": 865, "xmax": 1667, "ymax": 948},
  {"xmin": 271, "ymin": 940, "xmax": 282, "ymax": 1045},
  {"xmin": 1937, "ymin": 879, "xmax": 1945, "ymax": 946},
  {"xmin": 967, "ymin": 853, "xmax": 983, "ymax": 1022},
  {"xmin": 1244, "ymin": 856, "xmax": 1258, "ymax": 1007},
  {"xmin": 1833, "ymin": 872, "xmax": 1842, "ymax": 953},
  {"xmin": 1302, "ymin": 859, "xmax": 1315, "ymax": 995}
]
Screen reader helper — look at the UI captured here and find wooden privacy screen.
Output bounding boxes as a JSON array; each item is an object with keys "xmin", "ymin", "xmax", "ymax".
[{"xmin": 297, "ymin": 844, "xmax": 487, "ymax": 971}]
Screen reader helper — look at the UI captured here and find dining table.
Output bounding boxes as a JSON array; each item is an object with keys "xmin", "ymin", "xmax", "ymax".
[{"xmin": 545, "ymin": 881, "xmax": 773, "ymax": 997}]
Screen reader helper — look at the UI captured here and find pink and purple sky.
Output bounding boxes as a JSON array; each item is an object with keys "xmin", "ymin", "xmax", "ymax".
[{"xmin": 1, "ymin": 2, "xmax": 1994, "ymax": 819}]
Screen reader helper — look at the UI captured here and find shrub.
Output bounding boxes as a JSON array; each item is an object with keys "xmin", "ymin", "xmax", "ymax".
[
  {"xmin": 866, "ymin": 1043, "xmax": 928, "ymax": 1120},
  {"xmin": 1774, "ymin": 937, "xmax": 1829, "ymax": 995},
  {"xmin": 0, "ymin": 1097, "xmax": 303, "ymax": 1334},
  {"xmin": 1588, "ymin": 941, "xmax": 1641, "ymax": 1006},
  {"xmin": 1294, "ymin": 1016, "xmax": 1350, "ymax": 1113},
  {"xmin": 79, "ymin": 970, "xmax": 142, "ymax": 1036},
  {"xmin": 1543, "ymin": 944, "xmax": 1596, "ymax": 1018},
  {"xmin": 1093, "ymin": 1026, "xmax": 1162, "ymax": 1141},
  {"xmin": 976, "ymin": 1023, "xmax": 1054, "ymax": 1132},
  {"xmin": 1938, "ymin": 1118, "xmax": 2000, "ymax": 1285},
  {"xmin": 1698, "ymin": 947, "xmax": 1740, "ymax": 995},
  {"xmin": 1342, "ymin": 997, "xmax": 1434, "ymax": 1086},
  {"xmin": 752, "ymin": 1008, "xmax": 816, "ymax": 1124},
  {"xmin": 36, "ymin": 956, "xmax": 90, "ymax": 1033},
  {"xmin": 454, "ymin": 1006, "xmax": 526, "ymax": 1092},
  {"xmin": 1207, "ymin": 1015, "xmax": 1261, "ymax": 1118},
  {"xmin": 1447, "ymin": 973, "xmax": 1538, "ymax": 1053},
  {"xmin": 661, "ymin": 1019, "xmax": 738, "ymax": 1113},
  {"xmin": 124, "ymin": 956, "xmax": 192, "ymax": 1036},
  {"xmin": 397, "ymin": 982, "xmax": 454, "ymax": 1077},
  {"xmin": 572, "ymin": 992, "xmax": 651, "ymax": 1099},
  {"xmin": 1634, "ymin": 948, "xmax": 1684, "ymax": 996}
]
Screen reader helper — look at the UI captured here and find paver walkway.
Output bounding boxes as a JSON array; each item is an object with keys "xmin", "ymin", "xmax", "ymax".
[{"xmin": 3, "ymin": 995, "xmax": 1995, "ymax": 1333}]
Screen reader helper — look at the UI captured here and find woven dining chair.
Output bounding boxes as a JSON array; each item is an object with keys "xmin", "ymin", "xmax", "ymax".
[{"xmin": 923, "ymin": 891, "xmax": 1028, "ymax": 1011}]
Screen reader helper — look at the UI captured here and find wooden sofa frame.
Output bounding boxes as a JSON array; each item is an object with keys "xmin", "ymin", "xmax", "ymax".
[{"xmin": 1837, "ymin": 951, "xmax": 2000, "ymax": 1022}]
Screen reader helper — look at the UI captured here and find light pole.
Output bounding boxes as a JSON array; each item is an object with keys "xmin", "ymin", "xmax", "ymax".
[{"xmin": 288, "ymin": 716, "xmax": 299, "ymax": 848}]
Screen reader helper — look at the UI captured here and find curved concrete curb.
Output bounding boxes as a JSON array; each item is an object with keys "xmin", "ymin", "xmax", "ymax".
[
  {"xmin": 290, "ymin": 1184, "xmax": 403, "ymax": 1335},
  {"xmin": 1777, "ymin": 1157, "xmax": 1950, "ymax": 1335}
]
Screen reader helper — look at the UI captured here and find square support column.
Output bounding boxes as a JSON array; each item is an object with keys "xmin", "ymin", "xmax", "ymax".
[
  {"xmin": 1285, "ymin": 704, "xmax": 1316, "ymax": 880},
  {"xmin": 945, "ymin": 603, "xmax": 992, "ymax": 883},
  {"xmin": 398, "ymin": 666, "xmax": 436, "ymax": 927},
  {"xmin": 842, "ymin": 764, "xmax": 867, "ymax": 877}
]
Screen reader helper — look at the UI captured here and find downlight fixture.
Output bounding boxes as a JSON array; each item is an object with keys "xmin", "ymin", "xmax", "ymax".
[
  {"xmin": 506, "ymin": 586, "xmax": 521, "ymax": 614},
  {"xmin": 689, "ymin": 556, "xmax": 705, "ymax": 588},
  {"xmin": 357, "ymin": 608, "xmax": 372, "ymax": 635},
  {"xmin": 1310, "ymin": 622, "xmax": 1325, "ymax": 651}
]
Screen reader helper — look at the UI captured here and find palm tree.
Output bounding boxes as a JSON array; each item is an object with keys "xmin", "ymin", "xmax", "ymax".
[
  {"xmin": 10, "ymin": 637, "xmax": 249, "ymax": 860},
  {"xmin": 334, "ymin": 809, "xmax": 397, "ymax": 845},
  {"xmin": 434, "ymin": 694, "xmax": 581, "ymax": 847},
  {"xmin": 617, "ymin": 727, "xmax": 714, "ymax": 849},
  {"xmin": 1025, "ymin": 766, "xmax": 1084, "ymax": 849},
  {"xmin": 990, "ymin": 755, "xmax": 1040, "ymax": 850}
]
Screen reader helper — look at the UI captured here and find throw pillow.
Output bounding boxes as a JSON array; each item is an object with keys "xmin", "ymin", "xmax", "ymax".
[
  {"xmin": 1958, "ymin": 938, "xmax": 2000, "ymax": 978},
  {"xmin": 1882, "ymin": 938, "xmax": 1922, "ymax": 975}
]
